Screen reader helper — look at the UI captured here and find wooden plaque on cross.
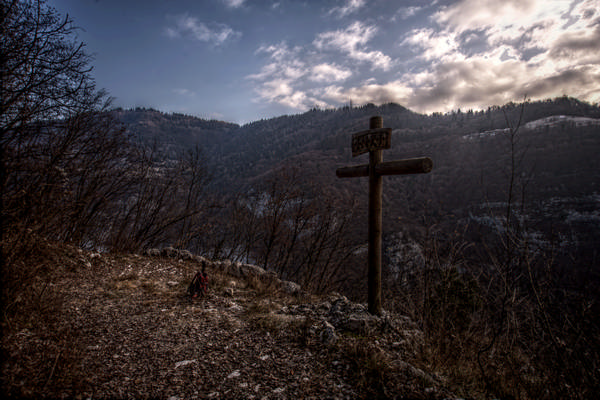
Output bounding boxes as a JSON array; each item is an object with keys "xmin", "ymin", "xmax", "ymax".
[{"xmin": 336, "ymin": 116, "xmax": 433, "ymax": 316}]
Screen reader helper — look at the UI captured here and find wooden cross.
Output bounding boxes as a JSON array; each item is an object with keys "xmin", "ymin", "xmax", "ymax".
[{"xmin": 336, "ymin": 116, "xmax": 433, "ymax": 316}]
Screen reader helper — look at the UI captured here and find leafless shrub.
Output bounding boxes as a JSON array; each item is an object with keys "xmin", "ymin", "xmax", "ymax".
[
  {"xmin": 1, "ymin": 0, "xmax": 128, "ymax": 250},
  {"xmin": 241, "ymin": 166, "xmax": 361, "ymax": 293},
  {"xmin": 105, "ymin": 145, "xmax": 213, "ymax": 252},
  {"xmin": 186, "ymin": 165, "xmax": 361, "ymax": 294},
  {"xmin": 383, "ymin": 101, "xmax": 600, "ymax": 399}
]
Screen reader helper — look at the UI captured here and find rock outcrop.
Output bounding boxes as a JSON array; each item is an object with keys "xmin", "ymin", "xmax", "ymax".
[{"xmin": 145, "ymin": 247, "xmax": 303, "ymax": 296}]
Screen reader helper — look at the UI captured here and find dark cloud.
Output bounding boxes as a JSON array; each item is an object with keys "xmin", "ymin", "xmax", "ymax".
[
  {"xmin": 522, "ymin": 66, "xmax": 600, "ymax": 98},
  {"xmin": 549, "ymin": 23, "xmax": 600, "ymax": 60},
  {"xmin": 457, "ymin": 29, "xmax": 489, "ymax": 56}
]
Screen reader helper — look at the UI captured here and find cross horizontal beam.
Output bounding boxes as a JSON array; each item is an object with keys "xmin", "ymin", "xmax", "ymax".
[{"xmin": 336, "ymin": 157, "xmax": 433, "ymax": 178}]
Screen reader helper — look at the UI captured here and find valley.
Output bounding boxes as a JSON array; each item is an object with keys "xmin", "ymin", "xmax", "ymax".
[{"xmin": 117, "ymin": 97, "xmax": 600, "ymax": 275}]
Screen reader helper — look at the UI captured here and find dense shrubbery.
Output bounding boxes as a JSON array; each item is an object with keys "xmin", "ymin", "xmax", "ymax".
[
  {"xmin": 186, "ymin": 165, "xmax": 362, "ymax": 294},
  {"xmin": 0, "ymin": 1, "xmax": 212, "ymax": 328},
  {"xmin": 1, "ymin": 0, "xmax": 215, "ymax": 251},
  {"xmin": 389, "ymin": 221, "xmax": 600, "ymax": 399},
  {"xmin": 382, "ymin": 108, "xmax": 600, "ymax": 399}
]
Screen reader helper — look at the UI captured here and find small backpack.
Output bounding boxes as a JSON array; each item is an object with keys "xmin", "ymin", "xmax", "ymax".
[
  {"xmin": 188, "ymin": 271, "xmax": 203, "ymax": 298},
  {"xmin": 199, "ymin": 272, "xmax": 208, "ymax": 293}
]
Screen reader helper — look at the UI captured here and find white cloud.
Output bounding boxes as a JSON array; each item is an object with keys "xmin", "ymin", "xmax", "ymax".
[
  {"xmin": 405, "ymin": 58, "xmax": 531, "ymax": 112},
  {"xmin": 248, "ymin": 42, "xmax": 315, "ymax": 110},
  {"xmin": 221, "ymin": 0, "xmax": 245, "ymax": 9},
  {"xmin": 548, "ymin": 23, "xmax": 600, "ymax": 66},
  {"xmin": 318, "ymin": 81, "xmax": 413, "ymax": 106},
  {"xmin": 172, "ymin": 88, "xmax": 196, "ymax": 97},
  {"xmin": 398, "ymin": 0, "xmax": 600, "ymax": 112},
  {"xmin": 327, "ymin": 0, "xmax": 366, "ymax": 18},
  {"xmin": 253, "ymin": 78, "xmax": 297, "ymax": 108},
  {"xmin": 249, "ymin": 42, "xmax": 307, "ymax": 81},
  {"xmin": 314, "ymin": 21, "xmax": 377, "ymax": 51},
  {"xmin": 165, "ymin": 13, "xmax": 241, "ymax": 46},
  {"xmin": 394, "ymin": 6, "xmax": 423, "ymax": 20},
  {"xmin": 399, "ymin": 55, "xmax": 600, "ymax": 114},
  {"xmin": 310, "ymin": 63, "xmax": 352, "ymax": 82},
  {"xmin": 254, "ymin": 79, "xmax": 327, "ymax": 110},
  {"xmin": 248, "ymin": 41, "xmax": 356, "ymax": 110},
  {"xmin": 249, "ymin": 0, "xmax": 600, "ymax": 115},
  {"xmin": 254, "ymin": 42, "xmax": 304, "ymax": 64},
  {"xmin": 434, "ymin": 0, "xmax": 539, "ymax": 33},
  {"xmin": 261, "ymin": 79, "xmax": 293, "ymax": 98},
  {"xmin": 430, "ymin": 0, "xmax": 587, "ymax": 54},
  {"xmin": 314, "ymin": 21, "xmax": 393, "ymax": 70},
  {"xmin": 402, "ymin": 28, "xmax": 461, "ymax": 61}
]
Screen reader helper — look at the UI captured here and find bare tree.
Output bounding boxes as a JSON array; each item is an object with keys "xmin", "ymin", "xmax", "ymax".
[
  {"xmin": 101, "ymin": 143, "xmax": 213, "ymax": 252},
  {"xmin": 1, "ymin": 0, "xmax": 101, "ymax": 141},
  {"xmin": 2, "ymin": 1, "xmax": 216, "ymax": 255},
  {"xmin": 1, "ymin": 0, "xmax": 123, "ymax": 248},
  {"xmin": 235, "ymin": 166, "xmax": 359, "ymax": 293},
  {"xmin": 0, "ymin": 0, "xmax": 135, "ymax": 325}
]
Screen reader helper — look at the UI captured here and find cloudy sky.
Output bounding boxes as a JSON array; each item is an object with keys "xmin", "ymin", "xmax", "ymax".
[{"xmin": 48, "ymin": 0, "xmax": 600, "ymax": 123}]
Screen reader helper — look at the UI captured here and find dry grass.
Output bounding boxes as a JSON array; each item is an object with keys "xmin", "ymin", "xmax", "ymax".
[
  {"xmin": 2, "ymin": 244, "xmax": 373, "ymax": 398},
  {"xmin": 8, "ymin": 237, "xmax": 590, "ymax": 399}
]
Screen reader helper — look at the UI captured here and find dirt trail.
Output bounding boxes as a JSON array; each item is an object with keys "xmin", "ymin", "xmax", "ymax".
[{"xmin": 2, "ymin": 249, "xmax": 449, "ymax": 399}]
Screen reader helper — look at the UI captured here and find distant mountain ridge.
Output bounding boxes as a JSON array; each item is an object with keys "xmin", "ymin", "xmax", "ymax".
[
  {"xmin": 113, "ymin": 97, "xmax": 600, "ymax": 267},
  {"xmin": 113, "ymin": 96, "xmax": 600, "ymax": 196},
  {"xmin": 112, "ymin": 107, "xmax": 239, "ymax": 159},
  {"xmin": 462, "ymin": 115, "xmax": 600, "ymax": 140}
]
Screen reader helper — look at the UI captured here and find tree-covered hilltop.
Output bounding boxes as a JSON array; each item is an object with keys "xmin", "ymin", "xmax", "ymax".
[
  {"xmin": 116, "ymin": 97, "xmax": 600, "ymax": 288},
  {"xmin": 112, "ymin": 107, "xmax": 240, "ymax": 159},
  {"xmin": 118, "ymin": 96, "xmax": 600, "ymax": 228},
  {"xmin": 119, "ymin": 96, "xmax": 600, "ymax": 195}
]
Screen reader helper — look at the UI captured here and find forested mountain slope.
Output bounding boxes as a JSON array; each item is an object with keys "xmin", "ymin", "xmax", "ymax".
[
  {"xmin": 117, "ymin": 96, "xmax": 600, "ymax": 228},
  {"xmin": 114, "ymin": 97, "xmax": 600, "ymax": 275}
]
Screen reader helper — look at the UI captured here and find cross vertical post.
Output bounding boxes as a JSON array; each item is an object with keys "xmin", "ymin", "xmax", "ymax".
[
  {"xmin": 336, "ymin": 116, "xmax": 433, "ymax": 316},
  {"xmin": 368, "ymin": 116, "xmax": 383, "ymax": 316}
]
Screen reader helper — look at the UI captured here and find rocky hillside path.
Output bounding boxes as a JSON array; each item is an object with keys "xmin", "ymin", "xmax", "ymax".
[{"xmin": 2, "ymin": 247, "xmax": 452, "ymax": 399}]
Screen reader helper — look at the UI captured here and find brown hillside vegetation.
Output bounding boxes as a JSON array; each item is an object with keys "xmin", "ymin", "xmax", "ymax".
[{"xmin": 1, "ymin": 241, "xmax": 451, "ymax": 399}]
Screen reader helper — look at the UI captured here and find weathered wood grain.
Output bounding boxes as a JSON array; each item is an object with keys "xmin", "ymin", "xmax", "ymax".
[{"xmin": 336, "ymin": 157, "xmax": 433, "ymax": 178}]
